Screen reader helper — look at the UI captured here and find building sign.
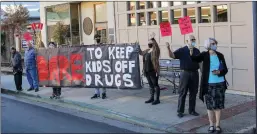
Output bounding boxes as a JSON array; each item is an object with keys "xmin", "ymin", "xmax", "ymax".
[
  {"xmin": 36, "ymin": 44, "xmax": 142, "ymax": 89},
  {"xmin": 22, "ymin": 40, "xmax": 35, "ymax": 48}
]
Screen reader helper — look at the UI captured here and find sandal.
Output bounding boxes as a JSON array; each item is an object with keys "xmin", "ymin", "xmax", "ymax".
[
  {"xmin": 208, "ymin": 126, "xmax": 215, "ymax": 133},
  {"xmin": 216, "ymin": 126, "xmax": 222, "ymax": 134}
]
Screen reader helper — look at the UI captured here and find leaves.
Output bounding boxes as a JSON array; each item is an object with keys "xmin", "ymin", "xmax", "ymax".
[
  {"xmin": 52, "ymin": 22, "xmax": 68, "ymax": 45},
  {"xmin": 2, "ymin": 4, "xmax": 29, "ymax": 34}
]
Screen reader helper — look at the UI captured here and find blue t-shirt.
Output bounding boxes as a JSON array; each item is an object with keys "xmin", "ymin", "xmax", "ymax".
[
  {"xmin": 208, "ymin": 55, "xmax": 225, "ymax": 83},
  {"xmin": 174, "ymin": 46, "xmax": 200, "ymax": 71}
]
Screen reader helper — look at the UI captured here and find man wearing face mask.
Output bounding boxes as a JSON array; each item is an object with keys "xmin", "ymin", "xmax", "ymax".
[
  {"xmin": 166, "ymin": 35, "xmax": 200, "ymax": 118},
  {"xmin": 91, "ymin": 34, "xmax": 107, "ymax": 99}
]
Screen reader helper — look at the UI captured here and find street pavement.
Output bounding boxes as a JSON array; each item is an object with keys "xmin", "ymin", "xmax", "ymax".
[
  {"xmin": 1, "ymin": 95, "xmax": 134, "ymax": 133},
  {"xmin": 1, "ymin": 73, "xmax": 256, "ymax": 133}
]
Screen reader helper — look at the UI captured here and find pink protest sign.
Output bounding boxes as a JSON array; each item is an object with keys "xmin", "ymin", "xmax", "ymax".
[
  {"xmin": 178, "ymin": 16, "xmax": 193, "ymax": 35},
  {"xmin": 23, "ymin": 32, "xmax": 32, "ymax": 41},
  {"xmin": 160, "ymin": 22, "xmax": 172, "ymax": 37}
]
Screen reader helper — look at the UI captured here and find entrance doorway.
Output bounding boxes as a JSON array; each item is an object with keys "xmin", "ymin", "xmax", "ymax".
[
  {"xmin": 95, "ymin": 23, "xmax": 108, "ymax": 43},
  {"xmin": 94, "ymin": 2, "xmax": 108, "ymax": 43}
]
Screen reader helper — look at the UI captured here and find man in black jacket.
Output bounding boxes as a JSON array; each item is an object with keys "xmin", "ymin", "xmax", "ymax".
[
  {"xmin": 166, "ymin": 35, "xmax": 200, "ymax": 118},
  {"xmin": 11, "ymin": 47, "xmax": 23, "ymax": 91}
]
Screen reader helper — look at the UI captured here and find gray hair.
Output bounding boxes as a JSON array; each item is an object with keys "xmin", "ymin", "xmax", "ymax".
[{"xmin": 204, "ymin": 38, "xmax": 218, "ymax": 50}]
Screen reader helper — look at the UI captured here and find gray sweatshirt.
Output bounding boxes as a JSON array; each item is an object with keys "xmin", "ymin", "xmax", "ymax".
[{"xmin": 11, "ymin": 52, "xmax": 23, "ymax": 72}]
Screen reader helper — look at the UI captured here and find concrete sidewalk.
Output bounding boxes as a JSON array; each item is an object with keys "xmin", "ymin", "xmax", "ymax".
[{"xmin": 1, "ymin": 74, "xmax": 256, "ymax": 133}]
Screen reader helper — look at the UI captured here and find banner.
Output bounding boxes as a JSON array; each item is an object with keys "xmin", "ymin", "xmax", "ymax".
[{"xmin": 36, "ymin": 44, "xmax": 142, "ymax": 89}]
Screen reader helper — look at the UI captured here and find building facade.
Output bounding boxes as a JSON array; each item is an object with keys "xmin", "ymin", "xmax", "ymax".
[{"xmin": 40, "ymin": 1, "xmax": 256, "ymax": 94}]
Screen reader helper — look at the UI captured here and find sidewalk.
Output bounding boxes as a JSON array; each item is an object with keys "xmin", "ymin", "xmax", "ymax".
[{"xmin": 1, "ymin": 74, "xmax": 256, "ymax": 133}]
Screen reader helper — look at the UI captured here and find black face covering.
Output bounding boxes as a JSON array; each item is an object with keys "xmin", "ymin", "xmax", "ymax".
[
  {"xmin": 148, "ymin": 43, "xmax": 153, "ymax": 48},
  {"xmin": 96, "ymin": 39, "xmax": 101, "ymax": 44}
]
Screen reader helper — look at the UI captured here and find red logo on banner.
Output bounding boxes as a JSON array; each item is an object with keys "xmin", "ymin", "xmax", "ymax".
[
  {"xmin": 160, "ymin": 22, "xmax": 172, "ymax": 37},
  {"xmin": 23, "ymin": 32, "xmax": 32, "ymax": 41},
  {"xmin": 31, "ymin": 22, "xmax": 43, "ymax": 31},
  {"xmin": 178, "ymin": 16, "xmax": 193, "ymax": 35}
]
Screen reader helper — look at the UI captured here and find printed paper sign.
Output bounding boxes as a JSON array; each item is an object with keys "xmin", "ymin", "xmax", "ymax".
[
  {"xmin": 23, "ymin": 32, "xmax": 32, "ymax": 41},
  {"xmin": 178, "ymin": 16, "xmax": 193, "ymax": 35},
  {"xmin": 160, "ymin": 22, "xmax": 172, "ymax": 37},
  {"xmin": 22, "ymin": 40, "xmax": 34, "ymax": 48}
]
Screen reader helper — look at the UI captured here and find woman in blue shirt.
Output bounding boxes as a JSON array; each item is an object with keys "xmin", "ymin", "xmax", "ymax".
[{"xmin": 191, "ymin": 38, "xmax": 228, "ymax": 134}]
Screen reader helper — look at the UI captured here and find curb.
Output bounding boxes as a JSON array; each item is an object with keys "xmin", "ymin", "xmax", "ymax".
[
  {"xmin": 1, "ymin": 88, "xmax": 180, "ymax": 133},
  {"xmin": 235, "ymin": 124, "xmax": 256, "ymax": 133}
]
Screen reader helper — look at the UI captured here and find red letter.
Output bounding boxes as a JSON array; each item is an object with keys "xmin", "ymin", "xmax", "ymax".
[
  {"xmin": 37, "ymin": 56, "xmax": 49, "ymax": 81},
  {"xmin": 58, "ymin": 55, "xmax": 71, "ymax": 82},
  {"xmin": 49, "ymin": 56, "xmax": 60, "ymax": 83},
  {"xmin": 70, "ymin": 54, "xmax": 83, "ymax": 82}
]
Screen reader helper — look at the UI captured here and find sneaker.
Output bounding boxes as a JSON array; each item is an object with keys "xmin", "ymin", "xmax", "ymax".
[
  {"xmin": 189, "ymin": 111, "xmax": 199, "ymax": 116},
  {"xmin": 27, "ymin": 88, "xmax": 34, "ymax": 91},
  {"xmin": 35, "ymin": 88, "xmax": 39, "ymax": 92},
  {"xmin": 177, "ymin": 113, "xmax": 184, "ymax": 118},
  {"xmin": 102, "ymin": 93, "xmax": 107, "ymax": 99},
  {"xmin": 152, "ymin": 100, "xmax": 160, "ymax": 105},
  {"xmin": 91, "ymin": 94, "xmax": 100, "ymax": 99}
]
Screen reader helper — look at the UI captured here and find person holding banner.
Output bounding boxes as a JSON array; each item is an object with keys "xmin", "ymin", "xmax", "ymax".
[
  {"xmin": 139, "ymin": 33, "xmax": 161, "ymax": 105},
  {"xmin": 25, "ymin": 41, "xmax": 39, "ymax": 92},
  {"xmin": 91, "ymin": 34, "xmax": 107, "ymax": 99},
  {"xmin": 190, "ymin": 38, "xmax": 228, "ymax": 133},
  {"xmin": 48, "ymin": 42, "xmax": 62, "ymax": 99},
  {"xmin": 166, "ymin": 35, "xmax": 200, "ymax": 118}
]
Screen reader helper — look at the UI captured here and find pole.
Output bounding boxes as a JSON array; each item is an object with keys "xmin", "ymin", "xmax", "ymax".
[{"xmin": 253, "ymin": 1, "xmax": 257, "ymax": 133}]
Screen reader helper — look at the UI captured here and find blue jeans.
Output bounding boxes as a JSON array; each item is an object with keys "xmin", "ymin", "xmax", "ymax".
[{"xmin": 26, "ymin": 68, "xmax": 39, "ymax": 89}]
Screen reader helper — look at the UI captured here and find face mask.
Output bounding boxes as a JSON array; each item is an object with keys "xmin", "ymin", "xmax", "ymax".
[
  {"xmin": 148, "ymin": 43, "xmax": 153, "ymax": 48},
  {"xmin": 210, "ymin": 45, "xmax": 217, "ymax": 51},
  {"xmin": 191, "ymin": 42, "xmax": 196, "ymax": 47},
  {"xmin": 96, "ymin": 39, "xmax": 100, "ymax": 44}
]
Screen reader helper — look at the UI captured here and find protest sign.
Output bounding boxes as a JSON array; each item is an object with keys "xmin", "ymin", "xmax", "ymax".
[
  {"xmin": 160, "ymin": 22, "xmax": 172, "ymax": 37},
  {"xmin": 36, "ymin": 44, "xmax": 142, "ymax": 89},
  {"xmin": 178, "ymin": 16, "xmax": 193, "ymax": 35},
  {"xmin": 23, "ymin": 32, "xmax": 32, "ymax": 41}
]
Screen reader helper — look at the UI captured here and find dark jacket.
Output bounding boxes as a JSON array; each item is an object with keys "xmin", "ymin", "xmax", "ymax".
[
  {"xmin": 191, "ymin": 51, "xmax": 228, "ymax": 102},
  {"xmin": 11, "ymin": 51, "xmax": 23, "ymax": 72}
]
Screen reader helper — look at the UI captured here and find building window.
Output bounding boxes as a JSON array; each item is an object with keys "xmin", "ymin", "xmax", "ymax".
[
  {"xmin": 128, "ymin": 13, "xmax": 136, "ymax": 26},
  {"xmin": 95, "ymin": 3, "xmax": 107, "ymax": 22},
  {"xmin": 70, "ymin": 3, "xmax": 80, "ymax": 45},
  {"xmin": 148, "ymin": 12, "xmax": 157, "ymax": 25},
  {"xmin": 46, "ymin": 4, "xmax": 71, "ymax": 45},
  {"xmin": 138, "ymin": 2, "xmax": 146, "ymax": 10},
  {"xmin": 214, "ymin": 5, "xmax": 228, "ymax": 22},
  {"xmin": 128, "ymin": 2, "xmax": 136, "ymax": 11},
  {"xmin": 138, "ymin": 12, "xmax": 146, "ymax": 26},
  {"xmin": 160, "ymin": 10, "xmax": 168, "ymax": 22},
  {"xmin": 172, "ymin": 9, "xmax": 182, "ymax": 24},
  {"xmin": 199, "ymin": 6, "xmax": 211, "ymax": 23},
  {"xmin": 173, "ymin": 2, "xmax": 182, "ymax": 6},
  {"xmin": 161, "ymin": 2, "xmax": 169, "ymax": 7},
  {"xmin": 147, "ymin": 1, "xmax": 159, "ymax": 8},
  {"xmin": 185, "ymin": 7, "xmax": 196, "ymax": 23},
  {"xmin": 186, "ymin": 1, "xmax": 197, "ymax": 5}
]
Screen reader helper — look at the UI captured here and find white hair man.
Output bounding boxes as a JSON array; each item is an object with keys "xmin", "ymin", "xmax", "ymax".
[{"xmin": 166, "ymin": 35, "xmax": 200, "ymax": 118}]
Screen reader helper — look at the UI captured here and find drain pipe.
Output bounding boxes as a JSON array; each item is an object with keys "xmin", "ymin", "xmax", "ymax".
[{"xmin": 253, "ymin": 1, "xmax": 257, "ymax": 133}]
